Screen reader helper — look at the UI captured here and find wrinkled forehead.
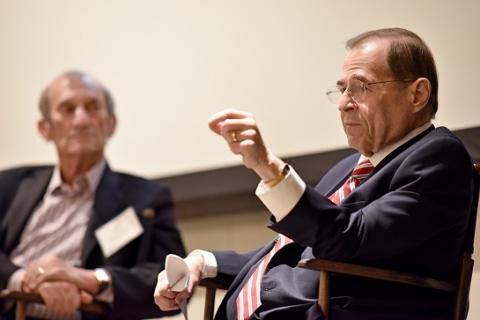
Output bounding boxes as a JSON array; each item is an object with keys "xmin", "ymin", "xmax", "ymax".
[{"xmin": 339, "ymin": 39, "xmax": 391, "ymax": 83}]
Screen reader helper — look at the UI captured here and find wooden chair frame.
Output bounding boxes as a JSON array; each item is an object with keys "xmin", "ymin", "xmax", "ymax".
[
  {"xmin": 0, "ymin": 289, "xmax": 108, "ymax": 320},
  {"xmin": 199, "ymin": 277, "xmax": 230, "ymax": 320}
]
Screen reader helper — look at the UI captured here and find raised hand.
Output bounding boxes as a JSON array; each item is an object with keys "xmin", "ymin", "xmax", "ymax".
[{"xmin": 208, "ymin": 108, "xmax": 284, "ymax": 181}]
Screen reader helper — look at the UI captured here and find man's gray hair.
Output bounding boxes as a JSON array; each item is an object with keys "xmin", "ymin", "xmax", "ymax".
[
  {"xmin": 346, "ymin": 28, "xmax": 438, "ymax": 118},
  {"xmin": 38, "ymin": 70, "xmax": 115, "ymax": 119}
]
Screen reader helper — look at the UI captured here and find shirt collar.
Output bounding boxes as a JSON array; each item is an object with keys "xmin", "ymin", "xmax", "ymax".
[
  {"xmin": 46, "ymin": 159, "xmax": 107, "ymax": 197},
  {"xmin": 361, "ymin": 121, "xmax": 433, "ymax": 167}
]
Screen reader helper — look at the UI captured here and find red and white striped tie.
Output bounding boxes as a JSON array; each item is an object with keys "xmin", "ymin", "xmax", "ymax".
[
  {"xmin": 235, "ymin": 159, "xmax": 373, "ymax": 319},
  {"xmin": 328, "ymin": 159, "xmax": 374, "ymax": 205},
  {"xmin": 235, "ymin": 234, "xmax": 293, "ymax": 320}
]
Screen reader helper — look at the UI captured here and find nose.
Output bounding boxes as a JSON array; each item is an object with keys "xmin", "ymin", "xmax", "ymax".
[
  {"xmin": 72, "ymin": 105, "xmax": 91, "ymax": 126},
  {"xmin": 337, "ymin": 92, "xmax": 357, "ymax": 112}
]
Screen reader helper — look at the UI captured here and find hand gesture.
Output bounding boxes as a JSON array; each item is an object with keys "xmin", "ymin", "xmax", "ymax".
[
  {"xmin": 22, "ymin": 255, "xmax": 97, "ymax": 298},
  {"xmin": 208, "ymin": 109, "xmax": 284, "ymax": 181},
  {"xmin": 154, "ymin": 254, "xmax": 204, "ymax": 311}
]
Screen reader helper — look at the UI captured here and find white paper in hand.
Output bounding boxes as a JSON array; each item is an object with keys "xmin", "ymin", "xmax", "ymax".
[{"xmin": 165, "ymin": 254, "xmax": 189, "ymax": 319}]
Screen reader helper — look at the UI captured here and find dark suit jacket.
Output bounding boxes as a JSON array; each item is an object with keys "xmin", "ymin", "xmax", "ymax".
[
  {"xmin": 212, "ymin": 126, "xmax": 476, "ymax": 320},
  {"xmin": 0, "ymin": 164, "xmax": 186, "ymax": 320}
]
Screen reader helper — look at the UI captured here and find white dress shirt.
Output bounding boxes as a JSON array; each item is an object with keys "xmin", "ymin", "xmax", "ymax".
[{"xmin": 7, "ymin": 159, "xmax": 108, "ymax": 319}]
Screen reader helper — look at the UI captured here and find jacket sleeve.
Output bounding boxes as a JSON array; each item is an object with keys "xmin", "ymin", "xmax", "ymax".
[{"xmin": 0, "ymin": 168, "xmax": 30, "ymax": 289}]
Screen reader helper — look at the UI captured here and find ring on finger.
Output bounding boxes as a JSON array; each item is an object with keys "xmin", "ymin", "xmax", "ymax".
[
  {"xmin": 37, "ymin": 266, "xmax": 45, "ymax": 275},
  {"xmin": 231, "ymin": 131, "xmax": 239, "ymax": 143}
]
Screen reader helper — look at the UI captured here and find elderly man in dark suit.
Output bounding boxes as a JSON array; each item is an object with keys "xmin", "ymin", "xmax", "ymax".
[
  {"xmin": 154, "ymin": 28, "xmax": 476, "ymax": 319},
  {"xmin": 0, "ymin": 71, "xmax": 186, "ymax": 319}
]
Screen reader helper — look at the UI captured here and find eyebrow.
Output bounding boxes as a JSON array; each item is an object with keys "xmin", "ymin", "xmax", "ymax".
[
  {"xmin": 336, "ymin": 74, "xmax": 369, "ymax": 86},
  {"xmin": 352, "ymin": 74, "xmax": 369, "ymax": 82}
]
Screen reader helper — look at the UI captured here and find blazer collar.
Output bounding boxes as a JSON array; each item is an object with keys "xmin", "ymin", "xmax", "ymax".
[
  {"xmin": 324, "ymin": 124, "xmax": 435, "ymax": 198},
  {"xmin": 2, "ymin": 167, "xmax": 53, "ymax": 253},
  {"xmin": 369, "ymin": 122, "xmax": 433, "ymax": 167},
  {"xmin": 219, "ymin": 239, "xmax": 278, "ymax": 319},
  {"xmin": 323, "ymin": 155, "xmax": 360, "ymax": 198},
  {"xmin": 81, "ymin": 165, "xmax": 125, "ymax": 265},
  {"xmin": 374, "ymin": 124, "xmax": 434, "ymax": 172}
]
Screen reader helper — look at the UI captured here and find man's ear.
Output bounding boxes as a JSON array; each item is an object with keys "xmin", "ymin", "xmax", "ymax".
[
  {"xmin": 410, "ymin": 77, "xmax": 431, "ymax": 113},
  {"xmin": 106, "ymin": 114, "xmax": 117, "ymax": 138},
  {"xmin": 38, "ymin": 118, "xmax": 52, "ymax": 141}
]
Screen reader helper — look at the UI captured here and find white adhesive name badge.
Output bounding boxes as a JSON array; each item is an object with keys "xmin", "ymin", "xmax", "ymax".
[{"xmin": 95, "ymin": 206, "xmax": 144, "ymax": 258}]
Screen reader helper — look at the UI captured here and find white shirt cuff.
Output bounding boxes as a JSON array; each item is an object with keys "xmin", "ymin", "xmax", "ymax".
[
  {"xmin": 256, "ymin": 166, "xmax": 306, "ymax": 221},
  {"xmin": 189, "ymin": 249, "xmax": 217, "ymax": 279}
]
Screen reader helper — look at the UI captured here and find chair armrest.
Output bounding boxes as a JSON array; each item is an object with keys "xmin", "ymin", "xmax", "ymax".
[
  {"xmin": 297, "ymin": 258, "xmax": 456, "ymax": 292},
  {"xmin": 0, "ymin": 289, "xmax": 109, "ymax": 315},
  {"xmin": 198, "ymin": 277, "xmax": 231, "ymax": 320},
  {"xmin": 199, "ymin": 277, "xmax": 230, "ymax": 290}
]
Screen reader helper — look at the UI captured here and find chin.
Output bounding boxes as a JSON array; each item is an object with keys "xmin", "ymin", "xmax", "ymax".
[
  {"xmin": 346, "ymin": 136, "xmax": 359, "ymax": 149},
  {"xmin": 67, "ymin": 146, "xmax": 102, "ymax": 157},
  {"xmin": 347, "ymin": 141, "xmax": 367, "ymax": 156}
]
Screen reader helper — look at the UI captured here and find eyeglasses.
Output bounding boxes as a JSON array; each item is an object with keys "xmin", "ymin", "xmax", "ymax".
[{"xmin": 326, "ymin": 79, "xmax": 413, "ymax": 104}]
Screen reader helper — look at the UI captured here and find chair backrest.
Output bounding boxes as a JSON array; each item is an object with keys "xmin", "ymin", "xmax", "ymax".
[
  {"xmin": 453, "ymin": 163, "xmax": 480, "ymax": 320},
  {"xmin": 465, "ymin": 164, "xmax": 480, "ymax": 255}
]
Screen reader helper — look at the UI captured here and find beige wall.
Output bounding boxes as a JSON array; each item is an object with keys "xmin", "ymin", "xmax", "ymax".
[
  {"xmin": 0, "ymin": 1, "xmax": 479, "ymax": 319},
  {"xmin": 0, "ymin": 0, "xmax": 479, "ymax": 177}
]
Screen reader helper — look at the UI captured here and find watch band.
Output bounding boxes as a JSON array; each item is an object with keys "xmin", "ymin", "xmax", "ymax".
[
  {"xmin": 264, "ymin": 163, "xmax": 290, "ymax": 188},
  {"xmin": 94, "ymin": 268, "xmax": 111, "ymax": 295}
]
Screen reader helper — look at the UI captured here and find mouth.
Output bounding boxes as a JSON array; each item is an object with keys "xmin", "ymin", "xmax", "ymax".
[
  {"xmin": 343, "ymin": 122, "xmax": 360, "ymax": 127},
  {"xmin": 69, "ymin": 130, "xmax": 96, "ymax": 138}
]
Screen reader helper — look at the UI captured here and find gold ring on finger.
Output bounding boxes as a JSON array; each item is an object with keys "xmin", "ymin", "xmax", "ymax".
[
  {"xmin": 231, "ymin": 131, "xmax": 239, "ymax": 143},
  {"xmin": 37, "ymin": 266, "xmax": 45, "ymax": 275}
]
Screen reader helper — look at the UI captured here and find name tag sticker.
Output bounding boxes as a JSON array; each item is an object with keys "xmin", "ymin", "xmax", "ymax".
[{"xmin": 94, "ymin": 206, "xmax": 144, "ymax": 258}]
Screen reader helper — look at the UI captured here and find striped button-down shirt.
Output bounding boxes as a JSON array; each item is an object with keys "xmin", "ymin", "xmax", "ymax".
[{"xmin": 8, "ymin": 159, "xmax": 106, "ymax": 319}]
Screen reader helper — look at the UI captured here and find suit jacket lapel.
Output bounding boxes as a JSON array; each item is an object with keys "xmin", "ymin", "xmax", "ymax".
[
  {"xmin": 2, "ymin": 167, "xmax": 52, "ymax": 253},
  {"xmin": 374, "ymin": 125, "xmax": 434, "ymax": 172},
  {"xmin": 321, "ymin": 156, "xmax": 359, "ymax": 197},
  {"xmin": 81, "ymin": 166, "xmax": 124, "ymax": 265},
  {"xmin": 319, "ymin": 126, "xmax": 435, "ymax": 198},
  {"xmin": 220, "ymin": 239, "xmax": 279, "ymax": 320},
  {"xmin": 234, "ymin": 241, "xmax": 275, "ymax": 285},
  {"xmin": 212, "ymin": 240, "xmax": 274, "ymax": 319}
]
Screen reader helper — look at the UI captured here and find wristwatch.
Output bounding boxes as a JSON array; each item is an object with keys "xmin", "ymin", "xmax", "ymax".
[
  {"xmin": 281, "ymin": 163, "xmax": 291, "ymax": 177},
  {"xmin": 265, "ymin": 163, "xmax": 290, "ymax": 188},
  {"xmin": 94, "ymin": 268, "xmax": 111, "ymax": 294}
]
